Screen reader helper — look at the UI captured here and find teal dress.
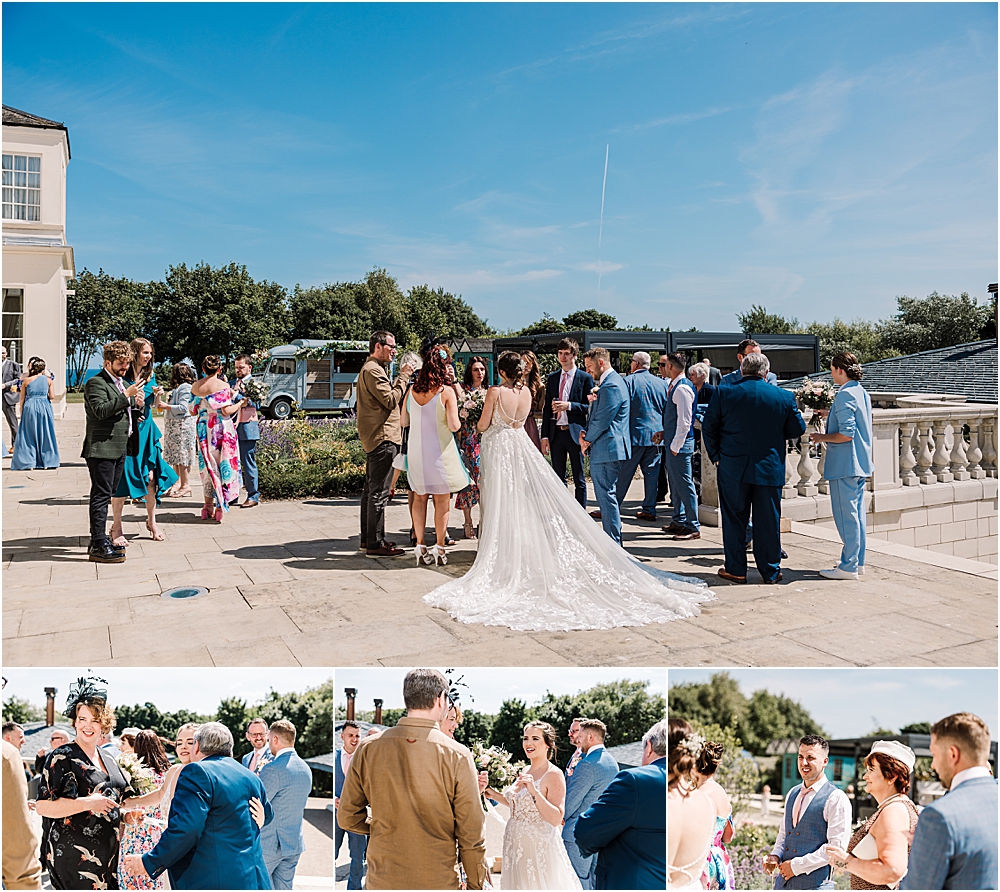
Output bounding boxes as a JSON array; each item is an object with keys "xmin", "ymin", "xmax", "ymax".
[{"xmin": 114, "ymin": 376, "xmax": 178, "ymax": 501}]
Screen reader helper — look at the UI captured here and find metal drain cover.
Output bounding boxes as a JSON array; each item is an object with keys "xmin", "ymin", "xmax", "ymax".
[{"xmin": 161, "ymin": 586, "xmax": 209, "ymax": 600}]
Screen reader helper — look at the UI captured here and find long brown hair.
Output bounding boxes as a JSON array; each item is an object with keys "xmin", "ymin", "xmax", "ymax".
[
  {"xmin": 520, "ymin": 351, "xmax": 543, "ymax": 397},
  {"xmin": 412, "ymin": 343, "xmax": 453, "ymax": 394},
  {"xmin": 133, "ymin": 730, "xmax": 171, "ymax": 774},
  {"xmin": 129, "ymin": 338, "xmax": 155, "ymax": 383}
]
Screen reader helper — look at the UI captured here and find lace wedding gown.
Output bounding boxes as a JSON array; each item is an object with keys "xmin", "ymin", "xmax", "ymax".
[
  {"xmin": 501, "ymin": 781, "xmax": 582, "ymax": 890},
  {"xmin": 422, "ymin": 392, "xmax": 715, "ymax": 631}
]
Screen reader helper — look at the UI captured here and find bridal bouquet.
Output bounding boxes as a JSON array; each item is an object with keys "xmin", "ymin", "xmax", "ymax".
[
  {"xmin": 117, "ymin": 753, "xmax": 157, "ymax": 796},
  {"xmin": 795, "ymin": 379, "xmax": 835, "ymax": 420},
  {"xmin": 471, "ymin": 740, "xmax": 522, "ymax": 811},
  {"xmin": 240, "ymin": 378, "xmax": 270, "ymax": 406},
  {"xmin": 459, "ymin": 390, "xmax": 487, "ymax": 428}
]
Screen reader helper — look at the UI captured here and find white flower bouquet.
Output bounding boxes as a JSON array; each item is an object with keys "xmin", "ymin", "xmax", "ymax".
[
  {"xmin": 795, "ymin": 379, "xmax": 835, "ymax": 411},
  {"xmin": 459, "ymin": 389, "xmax": 487, "ymax": 428},
  {"xmin": 470, "ymin": 740, "xmax": 523, "ymax": 811},
  {"xmin": 241, "ymin": 378, "xmax": 270, "ymax": 406},
  {"xmin": 117, "ymin": 753, "xmax": 157, "ymax": 796}
]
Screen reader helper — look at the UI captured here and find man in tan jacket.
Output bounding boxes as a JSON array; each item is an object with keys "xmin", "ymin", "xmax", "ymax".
[
  {"xmin": 357, "ymin": 330, "xmax": 415, "ymax": 557},
  {"xmin": 337, "ymin": 669, "xmax": 489, "ymax": 890},
  {"xmin": 2, "ymin": 738, "xmax": 42, "ymax": 889}
]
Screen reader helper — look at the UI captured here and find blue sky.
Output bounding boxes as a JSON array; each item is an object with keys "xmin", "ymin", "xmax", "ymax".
[
  {"xmin": 4, "ymin": 668, "xmax": 332, "ymax": 716},
  {"xmin": 669, "ymin": 668, "xmax": 999, "ymax": 739},
  {"xmin": 3, "ymin": 3, "xmax": 996, "ymax": 331},
  {"xmin": 336, "ymin": 668, "xmax": 666, "ymax": 714}
]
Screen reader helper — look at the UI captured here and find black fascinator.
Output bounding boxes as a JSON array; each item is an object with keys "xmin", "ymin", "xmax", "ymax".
[
  {"xmin": 419, "ymin": 333, "xmax": 448, "ymax": 358},
  {"xmin": 65, "ymin": 675, "xmax": 109, "ymax": 714}
]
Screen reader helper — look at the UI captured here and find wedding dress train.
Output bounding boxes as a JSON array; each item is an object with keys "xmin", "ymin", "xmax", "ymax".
[
  {"xmin": 500, "ymin": 782, "xmax": 583, "ymax": 890},
  {"xmin": 422, "ymin": 394, "xmax": 714, "ymax": 631}
]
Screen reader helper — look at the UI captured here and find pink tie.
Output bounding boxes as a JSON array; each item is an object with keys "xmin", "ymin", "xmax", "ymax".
[
  {"xmin": 249, "ymin": 752, "xmax": 258, "ymax": 772},
  {"xmin": 793, "ymin": 788, "xmax": 809, "ymax": 826},
  {"xmin": 344, "ymin": 751, "xmax": 353, "ymax": 772},
  {"xmin": 113, "ymin": 376, "xmax": 133, "ymax": 436},
  {"xmin": 561, "ymin": 371, "xmax": 569, "ymax": 402}
]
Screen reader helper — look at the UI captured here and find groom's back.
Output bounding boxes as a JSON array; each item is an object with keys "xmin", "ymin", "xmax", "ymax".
[{"xmin": 348, "ymin": 718, "xmax": 486, "ymax": 890}]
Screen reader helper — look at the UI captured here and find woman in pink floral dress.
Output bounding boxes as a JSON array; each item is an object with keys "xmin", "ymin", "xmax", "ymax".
[
  {"xmin": 117, "ymin": 731, "xmax": 171, "ymax": 890},
  {"xmin": 190, "ymin": 355, "xmax": 241, "ymax": 522}
]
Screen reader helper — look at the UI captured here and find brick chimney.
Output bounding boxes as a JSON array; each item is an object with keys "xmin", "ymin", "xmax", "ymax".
[
  {"xmin": 345, "ymin": 688, "xmax": 357, "ymax": 721},
  {"xmin": 373, "ymin": 698, "xmax": 383, "ymax": 726},
  {"xmin": 44, "ymin": 687, "xmax": 56, "ymax": 727}
]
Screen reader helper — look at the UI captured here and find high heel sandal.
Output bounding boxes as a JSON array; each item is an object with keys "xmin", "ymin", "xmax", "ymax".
[
  {"xmin": 200, "ymin": 507, "xmax": 211, "ymax": 520},
  {"xmin": 463, "ymin": 521, "xmax": 477, "ymax": 540},
  {"xmin": 213, "ymin": 508, "xmax": 223, "ymax": 523},
  {"xmin": 415, "ymin": 544, "xmax": 430, "ymax": 565},
  {"xmin": 430, "ymin": 544, "xmax": 448, "ymax": 566}
]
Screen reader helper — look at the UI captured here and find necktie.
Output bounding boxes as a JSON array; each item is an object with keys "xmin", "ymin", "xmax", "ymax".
[
  {"xmin": 113, "ymin": 376, "xmax": 133, "ymax": 436},
  {"xmin": 250, "ymin": 751, "xmax": 258, "ymax": 772},
  {"xmin": 561, "ymin": 371, "xmax": 569, "ymax": 402},
  {"xmin": 793, "ymin": 787, "xmax": 810, "ymax": 826},
  {"xmin": 343, "ymin": 751, "xmax": 353, "ymax": 772}
]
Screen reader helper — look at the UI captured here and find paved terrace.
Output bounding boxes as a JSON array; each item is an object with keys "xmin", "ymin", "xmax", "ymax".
[{"xmin": 3, "ymin": 407, "xmax": 996, "ymax": 668}]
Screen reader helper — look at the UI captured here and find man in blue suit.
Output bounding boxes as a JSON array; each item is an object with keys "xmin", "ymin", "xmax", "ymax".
[
  {"xmin": 335, "ymin": 721, "xmax": 367, "ymax": 890},
  {"xmin": 232, "ymin": 354, "xmax": 261, "ymax": 508},
  {"xmin": 615, "ymin": 352, "xmax": 667, "ymax": 521},
  {"xmin": 541, "ymin": 337, "xmax": 594, "ymax": 508},
  {"xmin": 563, "ymin": 719, "xmax": 621, "ymax": 890},
  {"xmin": 242, "ymin": 718, "xmax": 271, "ymax": 773},
  {"xmin": 902, "ymin": 712, "xmax": 998, "ymax": 890},
  {"xmin": 655, "ymin": 352, "xmax": 701, "ymax": 540},
  {"xmin": 127, "ymin": 722, "xmax": 273, "ymax": 890},
  {"xmin": 575, "ymin": 719, "xmax": 667, "ymax": 890},
  {"xmin": 719, "ymin": 338, "xmax": 779, "ymax": 386},
  {"xmin": 703, "ymin": 352, "xmax": 806, "ymax": 584},
  {"xmin": 580, "ymin": 348, "xmax": 631, "ymax": 544},
  {"xmin": 259, "ymin": 720, "xmax": 314, "ymax": 890}
]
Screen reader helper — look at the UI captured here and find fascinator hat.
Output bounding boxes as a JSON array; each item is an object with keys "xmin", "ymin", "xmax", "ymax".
[
  {"xmin": 419, "ymin": 333, "xmax": 449, "ymax": 361},
  {"xmin": 869, "ymin": 740, "xmax": 916, "ymax": 772},
  {"xmin": 65, "ymin": 675, "xmax": 109, "ymax": 716}
]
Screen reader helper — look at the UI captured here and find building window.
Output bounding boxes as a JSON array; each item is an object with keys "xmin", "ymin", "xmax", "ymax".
[
  {"xmin": 2, "ymin": 288, "xmax": 24, "ymax": 362},
  {"xmin": 2, "ymin": 154, "xmax": 41, "ymax": 221},
  {"xmin": 832, "ymin": 758, "xmax": 843, "ymax": 782}
]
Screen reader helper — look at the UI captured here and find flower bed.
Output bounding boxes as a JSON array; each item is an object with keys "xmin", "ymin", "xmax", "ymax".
[{"xmin": 258, "ymin": 418, "xmax": 369, "ymax": 499}]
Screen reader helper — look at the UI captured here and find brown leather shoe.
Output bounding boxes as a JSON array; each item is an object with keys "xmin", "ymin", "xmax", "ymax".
[
  {"xmin": 763, "ymin": 572, "xmax": 784, "ymax": 584},
  {"xmin": 590, "ymin": 510, "xmax": 602, "ymax": 520},
  {"xmin": 635, "ymin": 510, "xmax": 657, "ymax": 521},
  {"xmin": 671, "ymin": 530, "xmax": 701, "ymax": 540},
  {"xmin": 366, "ymin": 544, "xmax": 405, "ymax": 557},
  {"xmin": 717, "ymin": 568, "xmax": 747, "ymax": 584},
  {"xmin": 661, "ymin": 522, "xmax": 686, "ymax": 534}
]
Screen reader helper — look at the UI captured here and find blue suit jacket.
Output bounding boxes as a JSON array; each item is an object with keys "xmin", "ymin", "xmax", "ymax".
[
  {"xmin": 259, "ymin": 750, "xmax": 313, "ymax": 864},
  {"xmin": 541, "ymin": 367, "xmax": 594, "ymax": 443},
  {"xmin": 702, "ymin": 376, "xmax": 806, "ymax": 486},
  {"xmin": 902, "ymin": 776, "xmax": 998, "ymax": 890},
  {"xmin": 575, "ymin": 757, "xmax": 666, "ymax": 890},
  {"xmin": 583, "ymin": 371, "xmax": 631, "ymax": 464},
  {"xmin": 823, "ymin": 380, "xmax": 873, "ymax": 480},
  {"xmin": 624, "ymin": 370, "xmax": 667, "ymax": 446},
  {"xmin": 143, "ymin": 755, "xmax": 274, "ymax": 890},
  {"xmin": 720, "ymin": 368, "xmax": 778, "ymax": 387},
  {"xmin": 563, "ymin": 748, "xmax": 621, "ymax": 863}
]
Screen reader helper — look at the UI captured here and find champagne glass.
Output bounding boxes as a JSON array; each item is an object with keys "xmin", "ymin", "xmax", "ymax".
[{"xmin": 763, "ymin": 854, "xmax": 779, "ymax": 888}]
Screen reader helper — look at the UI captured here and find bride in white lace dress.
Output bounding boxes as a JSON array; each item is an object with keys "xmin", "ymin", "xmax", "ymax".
[
  {"xmin": 422, "ymin": 351, "xmax": 714, "ymax": 631},
  {"xmin": 486, "ymin": 722, "xmax": 583, "ymax": 891}
]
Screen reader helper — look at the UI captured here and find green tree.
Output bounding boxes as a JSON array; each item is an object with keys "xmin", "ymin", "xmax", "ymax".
[
  {"xmin": 736, "ymin": 305, "xmax": 798, "ymax": 334},
  {"xmin": 562, "ymin": 309, "xmax": 619, "ymax": 331},
  {"xmin": 803, "ymin": 318, "xmax": 889, "ymax": 367},
  {"xmin": 2, "ymin": 696, "xmax": 45, "ymax": 723},
  {"xmin": 490, "ymin": 699, "xmax": 532, "ymax": 760},
  {"xmin": 215, "ymin": 696, "xmax": 251, "ymax": 761},
  {"xmin": 405, "ymin": 285, "xmax": 492, "ymax": 344},
  {"xmin": 900, "ymin": 722, "xmax": 932, "ymax": 734},
  {"xmin": 289, "ymin": 282, "xmax": 372, "ymax": 341},
  {"xmin": 669, "ymin": 672, "xmax": 746, "ymax": 732},
  {"xmin": 454, "ymin": 709, "xmax": 494, "ymax": 749},
  {"xmin": 692, "ymin": 721, "xmax": 760, "ymax": 818},
  {"xmin": 356, "ymin": 268, "xmax": 410, "ymax": 347},
  {"xmin": 113, "ymin": 703, "xmax": 207, "ymax": 741},
  {"xmin": 739, "ymin": 690, "xmax": 825, "ymax": 756},
  {"xmin": 518, "ymin": 313, "xmax": 568, "ymax": 336},
  {"xmin": 66, "ymin": 269, "xmax": 149, "ymax": 389},
  {"xmin": 880, "ymin": 291, "xmax": 991, "ymax": 355},
  {"xmin": 149, "ymin": 262, "xmax": 290, "ymax": 369}
]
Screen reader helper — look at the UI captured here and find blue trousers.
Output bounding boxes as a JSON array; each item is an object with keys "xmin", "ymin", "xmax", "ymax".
[
  {"xmin": 829, "ymin": 475, "xmax": 866, "ymax": 572},
  {"xmin": 590, "ymin": 459, "xmax": 623, "ymax": 544},
  {"xmin": 717, "ymin": 465, "xmax": 781, "ymax": 581},
  {"xmin": 615, "ymin": 444, "xmax": 661, "ymax": 515},
  {"xmin": 238, "ymin": 437, "xmax": 259, "ymax": 500},
  {"xmin": 664, "ymin": 449, "xmax": 699, "ymax": 532},
  {"xmin": 335, "ymin": 822, "xmax": 367, "ymax": 890},
  {"xmin": 267, "ymin": 852, "xmax": 300, "ymax": 890}
]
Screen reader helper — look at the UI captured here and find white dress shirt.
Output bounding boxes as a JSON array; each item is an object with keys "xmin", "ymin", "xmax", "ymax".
[
  {"xmin": 771, "ymin": 775, "xmax": 851, "ymax": 877},
  {"xmin": 668, "ymin": 373, "xmax": 695, "ymax": 454},
  {"xmin": 557, "ymin": 367, "xmax": 577, "ymax": 426},
  {"xmin": 340, "ymin": 748, "xmax": 355, "ymax": 775},
  {"xmin": 249, "ymin": 746, "xmax": 268, "ymax": 771},
  {"xmin": 272, "ymin": 746, "xmax": 295, "ymax": 759},
  {"xmin": 949, "ymin": 765, "xmax": 993, "ymax": 790}
]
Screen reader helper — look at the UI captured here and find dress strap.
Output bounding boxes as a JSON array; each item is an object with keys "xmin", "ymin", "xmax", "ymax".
[{"xmin": 495, "ymin": 388, "xmax": 529, "ymax": 426}]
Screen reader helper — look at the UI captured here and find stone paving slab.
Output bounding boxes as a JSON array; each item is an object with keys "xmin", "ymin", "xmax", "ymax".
[{"xmin": 2, "ymin": 407, "xmax": 997, "ymax": 667}]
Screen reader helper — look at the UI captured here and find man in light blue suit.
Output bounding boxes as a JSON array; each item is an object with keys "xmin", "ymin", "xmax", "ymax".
[
  {"xmin": 127, "ymin": 722, "xmax": 274, "ymax": 890},
  {"xmin": 902, "ymin": 712, "xmax": 998, "ymax": 890},
  {"xmin": 242, "ymin": 718, "xmax": 271, "ymax": 773},
  {"xmin": 575, "ymin": 720, "xmax": 667, "ymax": 890},
  {"xmin": 580, "ymin": 348, "xmax": 631, "ymax": 544},
  {"xmin": 259, "ymin": 720, "xmax": 314, "ymax": 890},
  {"xmin": 719, "ymin": 338, "xmax": 779, "ymax": 386},
  {"xmin": 616, "ymin": 352, "xmax": 668, "ymax": 521},
  {"xmin": 563, "ymin": 719, "xmax": 620, "ymax": 890},
  {"xmin": 335, "ymin": 721, "xmax": 367, "ymax": 889}
]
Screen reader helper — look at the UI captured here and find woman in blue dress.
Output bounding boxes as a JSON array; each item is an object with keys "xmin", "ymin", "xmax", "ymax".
[
  {"xmin": 110, "ymin": 338, "xmax": 178, "ymax": 545},
  {"xmin": 10, "ymin": 356, "xmax": 59, "ymax": 470}
]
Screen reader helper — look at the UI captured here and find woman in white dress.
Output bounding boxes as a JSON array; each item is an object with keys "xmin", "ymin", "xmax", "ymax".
[
  {"xmin": 668, "ymin": 718, "xmax": 716, "ymax": 891},
  {"xmin": 422, "ymin": 351, "xmax": 715, "ymax": 631},
  {"xmin": 486, "ymin": 721, "xmax": 583, "ymax": 891}
]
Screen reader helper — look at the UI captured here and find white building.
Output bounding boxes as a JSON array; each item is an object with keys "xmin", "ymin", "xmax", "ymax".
[{"xmin": 2, "ymin": 105, "xmax": 74, "ymax": 417}]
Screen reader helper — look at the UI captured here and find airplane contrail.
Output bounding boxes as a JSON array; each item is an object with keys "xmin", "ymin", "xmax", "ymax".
[{"xmin": 598, "ymin": 143, "xmax": 609, "ymax": 292}]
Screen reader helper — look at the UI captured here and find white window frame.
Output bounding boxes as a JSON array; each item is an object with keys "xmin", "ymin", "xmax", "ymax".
[
  {"xmin": 2, "ymin": 286, "xmax": 25, "ymax": 364},
  {"xmin": 2, "ymin": 153, "xmax": 42, "ymax": 222}
]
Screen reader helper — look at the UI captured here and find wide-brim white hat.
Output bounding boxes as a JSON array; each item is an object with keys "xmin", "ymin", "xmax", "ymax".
[{"xmin": 869, "ymin": 740, "xmax": 916, "ymax": 772}]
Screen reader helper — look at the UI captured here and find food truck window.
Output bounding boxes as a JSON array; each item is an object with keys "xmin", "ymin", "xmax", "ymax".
[
  {"xmin": 334, "ymin": 352, "xmax": 366, "ymax": 374},
  {"xmin": 269, "ymin": 358, "xmax": 296, "ymax": 376}
]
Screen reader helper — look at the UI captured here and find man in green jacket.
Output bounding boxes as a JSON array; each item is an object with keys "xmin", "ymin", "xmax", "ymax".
[{"xmin": 82, "ymin": 341, "xmax": 143, "ymax": 563}]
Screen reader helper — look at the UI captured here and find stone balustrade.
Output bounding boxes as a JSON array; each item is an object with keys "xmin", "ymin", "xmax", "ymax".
[{"xmin": 698, "ymin": 394, "xmax": 999, "ymax": 564}]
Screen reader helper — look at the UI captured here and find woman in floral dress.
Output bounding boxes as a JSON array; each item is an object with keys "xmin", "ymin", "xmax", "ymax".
[
  {"xmin": 117, "ymin": 732, "xmax": 172, "ymax": 890},
  {"xmin": 455, "ymin": 356, "xmax": 488, "ymax": 539},
  {"xmin": 156, "ymin": 362, "xmax": 197, "ymax": 498},
  {"xmin": 35, "ymin": 678, "xmax": 134, "ymax": 890},
  {"xmin": 190, "ymin": 355, "xmax": 241, "ymax": 522},
  {"xmin": 693, "ymin": 741, "xmax": 735, "ymax": 890}
]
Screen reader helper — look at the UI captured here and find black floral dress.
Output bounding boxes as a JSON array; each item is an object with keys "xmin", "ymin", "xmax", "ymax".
[{"xmin": 38, "ymin": 742, "xmax": 132, "ymax": 890}]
